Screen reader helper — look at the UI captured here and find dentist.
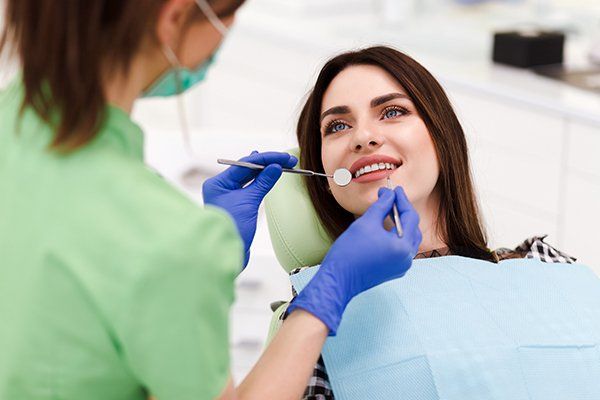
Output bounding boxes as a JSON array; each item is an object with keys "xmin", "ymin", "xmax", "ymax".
[{"xmin": 0, "ymin": 1, "xmax": 422, "ymax": 399}]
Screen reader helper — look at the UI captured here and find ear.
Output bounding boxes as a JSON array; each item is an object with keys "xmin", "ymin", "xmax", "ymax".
[{"xmin": 155, "ymin": 0, "xmax": 196, "ymax": 50}]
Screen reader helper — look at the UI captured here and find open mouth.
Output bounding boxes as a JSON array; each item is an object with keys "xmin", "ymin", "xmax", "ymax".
[
  {"xmin": 354, "ymin": 162, "xmax": 401, "ymax": 179},
  {"xmin": 348, "ymin": 154, "xmax": 403, "ymax": 183}
]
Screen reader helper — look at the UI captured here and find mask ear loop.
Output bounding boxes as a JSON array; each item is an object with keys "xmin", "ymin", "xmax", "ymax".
[
  {"xmin": 195, "ymin": 0, "xmax": 230, "ymax": 36},
  {"xmin": 163, "ymin": 45, "xmax": 196, "ymax": 161},
  {"xmin": 164, "ymin": 44, "xmax": 217, "ymax": 188},
  {"xmin": 167, "ymin": 0, "xmax": 230, "ymax": 186}
]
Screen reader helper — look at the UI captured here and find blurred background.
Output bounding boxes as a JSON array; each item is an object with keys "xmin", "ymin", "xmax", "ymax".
[{"xmin": 2, "ymin": 0, "xmax": 600, "ymax": 383}]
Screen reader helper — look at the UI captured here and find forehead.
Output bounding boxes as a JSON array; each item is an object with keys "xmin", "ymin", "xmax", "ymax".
[{"xmin": 321, "ymin": 64, "xmax": 406, "ymax": 112}]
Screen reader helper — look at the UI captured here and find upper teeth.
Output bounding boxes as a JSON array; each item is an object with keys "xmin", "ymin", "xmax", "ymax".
[{"xmin": 355, "ymin": 162, "xmax": 399, "ymax": 178}]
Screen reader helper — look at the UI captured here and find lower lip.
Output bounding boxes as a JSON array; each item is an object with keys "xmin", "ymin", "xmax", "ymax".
[{"xmin": 353, "ymin": 168, "xmax": 397, "ymax": 183}]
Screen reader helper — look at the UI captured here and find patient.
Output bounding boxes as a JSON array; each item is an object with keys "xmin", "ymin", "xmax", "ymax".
[{"xmin": 289, "ymin": 46, "xmax": 575, "ymax": 399}]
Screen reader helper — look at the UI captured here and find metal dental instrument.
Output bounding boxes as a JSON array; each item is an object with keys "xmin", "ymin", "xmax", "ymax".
[
  {"xmin": 387, "ymin": 176, "xmax": 403, "ymax": 238},
  {"xmin": 217, "ymin": 159, "xmax": 353, "ymax": 187}
]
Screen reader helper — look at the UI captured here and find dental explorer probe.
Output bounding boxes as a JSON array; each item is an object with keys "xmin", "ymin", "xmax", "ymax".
[
  {"xmin": 387, "ymin": 176, "xmax": 404, "ymax": 238},
  {"xmin": 217, "ymin": 159, "xmax": 353, "ymax": 187}
]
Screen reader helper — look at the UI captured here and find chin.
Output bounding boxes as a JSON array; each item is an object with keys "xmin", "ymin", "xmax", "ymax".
[{"xmin": 340, "ymin": 191, "xmax": 379, "ymax": 217}]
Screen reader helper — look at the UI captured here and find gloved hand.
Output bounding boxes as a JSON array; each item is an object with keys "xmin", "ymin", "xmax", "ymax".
[
  {"xmin": 287, "ymin": 186, "xmax": 422, "ymax": 335},
  {"xmin": 203, "ymin": 151, "xmax": 298, "ymax": 268}
]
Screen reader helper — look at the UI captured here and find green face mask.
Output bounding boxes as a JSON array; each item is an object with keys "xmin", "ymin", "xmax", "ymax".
[
  {"xmin": 142, "ymin": 0, "xmax": 229, "ymax": 98},
  {"xmin": 142, "ymin": 52, "xmax": 218, "ymax": 98}
]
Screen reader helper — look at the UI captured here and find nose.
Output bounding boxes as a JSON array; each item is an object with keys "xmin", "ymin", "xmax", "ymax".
[{"xmin": 350, "ymin": 124, "xmax": 385, "ymax": 152}]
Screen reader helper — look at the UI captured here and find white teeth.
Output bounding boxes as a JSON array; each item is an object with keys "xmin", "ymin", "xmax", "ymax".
[{"xmin": 354, "ymin": 162, "xmax": 400, "ymax": 178}]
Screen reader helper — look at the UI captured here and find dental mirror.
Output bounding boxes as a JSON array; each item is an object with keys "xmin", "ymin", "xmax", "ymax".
[
  {"xmin": 217, "ymin": 159, "xmax": 353, "ymax": 187},
  {"xmin": 332, "ymin": 168, "xmax": 352, "ymax": 187}
]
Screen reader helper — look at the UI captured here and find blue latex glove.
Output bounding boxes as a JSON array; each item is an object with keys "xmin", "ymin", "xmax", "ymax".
[
  {"xmin": 203, "ymin": 151, "xmax": 298, "ymax": 268},
  {"xmin": 287, "ymin": 186, "xmax": 422, "ymax": 335}
]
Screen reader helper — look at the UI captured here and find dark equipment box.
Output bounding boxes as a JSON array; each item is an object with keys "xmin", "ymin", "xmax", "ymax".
[{"xmin": 492, "ymin": 31, "xmax": 565, "ymax": 68}]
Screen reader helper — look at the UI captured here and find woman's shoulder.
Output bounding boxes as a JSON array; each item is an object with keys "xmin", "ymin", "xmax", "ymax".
[
  {"xmin": 286, "ymin": 237, "xmax": 577, "ymax": 279},
  {"xmin": 494, "ymin": 235, "xmax": 576, "ymax": 264}
]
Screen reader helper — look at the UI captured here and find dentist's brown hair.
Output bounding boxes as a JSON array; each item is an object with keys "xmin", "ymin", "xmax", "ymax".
[
  {"xmin": 297, "ymin": 46, "xmax": 494, "ymax": 262},
  {"xmin": 0, "ymin": 0, "xmax": 244, "ymax": 152}
]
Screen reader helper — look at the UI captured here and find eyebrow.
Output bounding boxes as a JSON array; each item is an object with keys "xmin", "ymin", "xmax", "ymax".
[
  {"xmin": 320, "ymin": 92, "xmax": 410, "ymax": 123},
  {"xmin": 370, "ymin": 92, "xmax": 409, "ymax": 107},
  {"xmin": 320, "ymin": 106, "xmax": 351, "ymax": 123}
]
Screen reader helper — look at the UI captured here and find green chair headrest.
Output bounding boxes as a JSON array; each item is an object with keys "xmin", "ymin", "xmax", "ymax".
[{"xmin": 265, "ymin": 149, "xmax": 333, "ymax": 272}]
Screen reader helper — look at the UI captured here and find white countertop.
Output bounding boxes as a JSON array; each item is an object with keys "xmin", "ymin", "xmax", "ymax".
[{"xmin": 228, "ymin": 1, "xmax": 600, "ymax": 126}]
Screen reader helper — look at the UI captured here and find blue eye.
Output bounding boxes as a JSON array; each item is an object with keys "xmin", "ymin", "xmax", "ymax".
[
  {"xmin": 382, "ymin": 106, "xmax": 408, "ymax": 120},
  {"xmin": 325, "ymin": 120, "xmax": 351, "ymax": 134},
  {"xmin": 332, "ymin": 122, "xmax": 349, "ymax": 132},
  {"xmin": 385, "ymin": 109, "xmax": 400, "ymax": 119}
]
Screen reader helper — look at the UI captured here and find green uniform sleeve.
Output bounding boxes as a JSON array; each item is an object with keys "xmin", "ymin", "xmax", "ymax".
[{"xmin": 118, "ymin": 206, "xmax": 243, "ymax": 400}]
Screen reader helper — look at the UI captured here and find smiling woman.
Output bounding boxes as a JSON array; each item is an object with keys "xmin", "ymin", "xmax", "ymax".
[
  {"xmin": 292, "ymin": 45, "xmax": 577, "ymax": 400},
  {"xmin": 298, "ymin": 46, "xmax": 491, "ymax": 261}
]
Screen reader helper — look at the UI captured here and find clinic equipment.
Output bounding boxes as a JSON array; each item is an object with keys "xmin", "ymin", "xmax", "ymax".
[
  {"xmin": 217, "ymin": 159, "xmax": 353, "ymax": 187},
  {"xmin": 492, "ymin": 30, "xmax": 564, "ymax": 68},
  {"xmin": 387, "ymin": 176, "xmax": 403, "ymax": 237},
  {"xmin": 290, "ymin": 256, "xmax": 600, "ymax": 400}
]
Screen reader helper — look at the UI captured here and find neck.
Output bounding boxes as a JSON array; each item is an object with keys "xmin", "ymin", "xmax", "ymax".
[
  {"xmin": 103, "ymin": 51, "xmax": 168, "ymax": 114},
  {"xmin": 104, "ymin": 74, "xmax": 139, "ymax": 114}
]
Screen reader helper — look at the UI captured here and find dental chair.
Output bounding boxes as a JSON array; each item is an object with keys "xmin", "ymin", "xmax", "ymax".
[
  {"xmin": 264, "ymin": 149, "xmax": 332, "ymax": 340},
  {"xmin": 263, "ymin": 150, "xmax": 600, "ymax": 400}
]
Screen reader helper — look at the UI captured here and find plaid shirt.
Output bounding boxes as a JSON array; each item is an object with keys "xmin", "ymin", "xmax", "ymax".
[{"xmin": 279, "ymin": 235, "xmax": 576, "ymax": 400}]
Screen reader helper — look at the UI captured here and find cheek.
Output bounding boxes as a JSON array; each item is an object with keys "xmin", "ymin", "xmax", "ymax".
[
  {"xmin": 179, "ymin": 25, "xmax": 221, "ymax": 67},
  {"xmin": 402, "ymin": 127, "xmax": 440, "ymax": 202},
  {"xmin": 321, "ymin": 139, "xmax": 368, "ymax": 215},
  {"xmin": 414, "ymin": 131, "xmax": 439, "ymax": 172},
  {"xmin": 320, "ymin": 141, "xmax": 338, "ymax": 176}
]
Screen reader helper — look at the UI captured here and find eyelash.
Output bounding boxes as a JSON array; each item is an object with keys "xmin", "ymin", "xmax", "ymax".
[
  {"xmin": 324, "ymin": 119, "xmax": 351, "ymax": 135},
  {"xmin": 323, "ymin": 105, "xmax": 410, "ymax": 135},
  {"xmin": 381, "ymin": 105, "xmax": 410, "ymax": 120}
]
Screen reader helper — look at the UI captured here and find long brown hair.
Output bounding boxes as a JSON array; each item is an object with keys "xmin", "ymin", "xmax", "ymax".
[
  {"xmin": 0, "ymin": 0, "xmax": 244, "ymax": 152},
  {"xmin": 297, "ymin": 46, "xmax": 494, "ymax": 261}
]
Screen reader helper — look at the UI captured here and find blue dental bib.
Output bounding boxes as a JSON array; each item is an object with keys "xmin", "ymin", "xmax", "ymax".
[{"xmin": 290, "ymin": 256, "xmax": 600, "ymax": 399}]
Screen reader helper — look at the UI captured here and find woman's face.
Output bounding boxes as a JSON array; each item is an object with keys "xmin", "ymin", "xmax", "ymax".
[{"xmin": 319, "ymin": 64, "xmax": 440, "ymax": 216}]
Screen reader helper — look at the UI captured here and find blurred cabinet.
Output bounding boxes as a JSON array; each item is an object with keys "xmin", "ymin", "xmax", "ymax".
[
  {"xmin": 229, "ymin": 250, "xmax": 291, "ymax": 382},
  {"xmin": 564, "ymin": 174, "xmax": 600, "ymax": 274},
  {"xmin": 449, "ymin": 89, "xmax": 565, "ymax": 249},
  {"xmin": 563, "ymin": 121, "xmax": 600, "ymax": 273},
  {"xmin": 449, "ymin": 89, "xmax": 600, "ymax": 271},
  {"xmin": 566, "ymin": 121, "xmax": 600, "ymax": 177}
]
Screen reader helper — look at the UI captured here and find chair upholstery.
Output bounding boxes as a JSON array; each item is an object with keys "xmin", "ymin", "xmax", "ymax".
[
  {"xmin": 264, "ymin": 149, "xmax": 333, "ymax": 342},
  {"xmin": 264, "ymin": 149, "xmax": 332, "ymax": 273}
]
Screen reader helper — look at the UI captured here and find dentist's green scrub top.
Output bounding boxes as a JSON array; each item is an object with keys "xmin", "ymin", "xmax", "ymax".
[{"xmin": 0, "ymin": 82, "xmax": 243, "ymax": 400}]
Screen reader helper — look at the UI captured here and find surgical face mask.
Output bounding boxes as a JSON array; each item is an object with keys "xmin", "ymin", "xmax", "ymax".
[
  {"xmin": 146, "ymin": 0, "xmax": 232, "ymax": 177},
  {"xmin": 142, "ymin": 50, "xmax": 218, "ymax": 98},
  {"xmin": 142, "ymin": 0, "xmax": 230, "ymax": 98}
]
